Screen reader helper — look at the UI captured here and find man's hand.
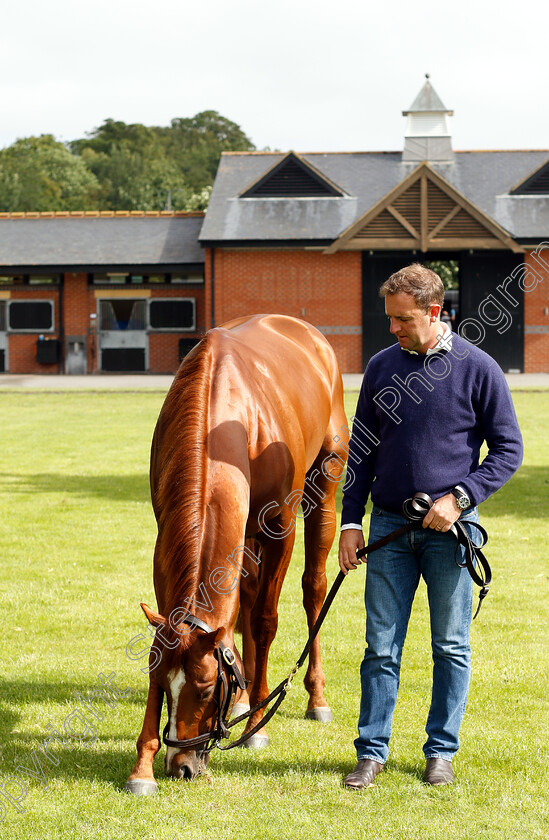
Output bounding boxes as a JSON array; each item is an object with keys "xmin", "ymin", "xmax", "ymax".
[
  {"xmin": 338, "ymin": 528, "xmax": 365, "ymax": 575},
  {"xmin": 421, "ymin": 493, "xmax": 461, "ymax": 532}
]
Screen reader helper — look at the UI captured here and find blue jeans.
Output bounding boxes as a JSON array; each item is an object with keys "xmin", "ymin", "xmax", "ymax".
[{"xmin": 355, "ymin": 505, "xmax": 479, "ymax": 764}]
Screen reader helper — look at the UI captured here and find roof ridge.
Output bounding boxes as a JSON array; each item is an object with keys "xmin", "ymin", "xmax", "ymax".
[{"xmin": 0, "ymin": 210, "xmax": 205, "ymax": 220}]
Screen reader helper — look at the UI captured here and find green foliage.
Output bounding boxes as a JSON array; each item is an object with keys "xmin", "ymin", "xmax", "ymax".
[
  {"xmin": 0, "ymin": 135, "xmax": 99, "ymax": 212},
  {"xmin": 163, "ymin": 110, "xmax": 256, "ymax": 193},
  {"xmin": 424, "ymin": 259, "xmax": 460, "ymax": 290},
  {"xmin": 0, "ymin": 387, "xmax": 547, "ymax": 840},
  {"xmin": 0, "ymin": 111, "xmax": 255, "ymax": 212}
]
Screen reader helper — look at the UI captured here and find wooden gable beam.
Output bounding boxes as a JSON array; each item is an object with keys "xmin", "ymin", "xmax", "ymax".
[
  {"xmin": 325, "ymin": 161, "xmax": 523, "ymax": 254},
  {"xmin": 324, "ymin": 166, "xmax": 424, "ymax": 254}
]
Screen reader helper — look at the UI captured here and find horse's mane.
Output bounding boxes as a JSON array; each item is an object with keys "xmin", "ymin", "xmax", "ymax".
[{"xmin": 151, "ymin": 336, "xmax": 212, "ymax": 626}]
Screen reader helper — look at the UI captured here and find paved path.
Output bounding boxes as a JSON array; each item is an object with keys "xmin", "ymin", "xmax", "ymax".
[{"xmin": 0, "ymin": 373, "xmax": 547, "ymax": 391}]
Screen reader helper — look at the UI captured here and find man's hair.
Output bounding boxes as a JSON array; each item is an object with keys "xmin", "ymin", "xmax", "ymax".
[{"xmin": 379, "ymin": 263, "xmax": 445, "ymax": 310}]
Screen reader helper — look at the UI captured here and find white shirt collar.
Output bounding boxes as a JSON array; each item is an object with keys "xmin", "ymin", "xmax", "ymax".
[{"xmin": 401, "ymin": 320, "xmax": 452, "ymax": 356}]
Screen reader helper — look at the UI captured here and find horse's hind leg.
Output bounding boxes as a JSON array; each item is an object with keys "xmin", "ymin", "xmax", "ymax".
[
  {"xmin": 301, "ymin": 448, "xmax": 343, "ymax": 722},
  {"xmin": 242, "ymin": 515, "xmax": 297, "ymax": 748}
]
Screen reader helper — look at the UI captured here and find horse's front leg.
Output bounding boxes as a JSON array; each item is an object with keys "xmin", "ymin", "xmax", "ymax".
[
  {"xmin": 242, "ymin": 518, "xmax": 296, "ymax": 748},
  {"xmin": 125, "ymin": 676, "xmax": 164, "ymax": 794},
  {"xmin": 234, "ymin": 541, "xmax": 260, "ymax": 717}
]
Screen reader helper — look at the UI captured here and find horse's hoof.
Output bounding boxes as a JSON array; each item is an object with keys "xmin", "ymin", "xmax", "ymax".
[
  {"xmin": 240, "ymin": 733, "xmax": 269, "ymax": 750},
  {"xmin": 231, "ymin": 702, "xmax": 250, "ymax": 718},
  {"xmin": 124, "ymin": 778, "xmax": 159, "ymax": 795},
  {"xmin": 305, "ymin": 707, "xmax": 333, "ymax": 723}
]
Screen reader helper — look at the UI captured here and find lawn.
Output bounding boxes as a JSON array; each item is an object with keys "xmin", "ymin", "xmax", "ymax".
[{"xmin": 0, "ymin": 387, "xmax": 547, "ymax": 840}]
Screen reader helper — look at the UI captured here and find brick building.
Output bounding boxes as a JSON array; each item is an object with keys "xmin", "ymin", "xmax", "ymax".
[
  {"xmin": 1, "ymin": 78, "xmax": 548, "ymax": 374},
  {"xmin": 0, "ymin": 213, "xmax": 205, "ymax": 374}
]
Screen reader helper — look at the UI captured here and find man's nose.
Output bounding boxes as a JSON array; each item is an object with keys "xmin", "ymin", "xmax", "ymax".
[{"xmin": 389, "ymin": 319, "xmax": 400, "ymax": 334}]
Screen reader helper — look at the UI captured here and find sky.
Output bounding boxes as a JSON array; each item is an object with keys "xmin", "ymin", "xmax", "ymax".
[{"xmin": 1, "ymin": 0, "xmax": 547, "ymax": 154}]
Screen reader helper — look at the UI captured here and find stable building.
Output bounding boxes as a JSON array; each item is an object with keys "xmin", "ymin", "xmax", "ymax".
[
  {"xmin": 1, "ymin": 77, "xmax": 548, "ymax": 375},
  {"xmin": 201, "ymin": 76, "xmax": 549, "ymax": 374},
  {"xmin": 0, "ymin": 212, "xmax": 205, "ymax": 374}
]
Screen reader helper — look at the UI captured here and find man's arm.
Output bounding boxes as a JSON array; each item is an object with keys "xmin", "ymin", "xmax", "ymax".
[{"xmin": 461, "ymin": 362, "xmax": 523, "ymax": 506}]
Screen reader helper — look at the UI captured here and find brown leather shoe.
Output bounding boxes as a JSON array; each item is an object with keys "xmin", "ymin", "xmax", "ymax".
[
  {"xmin": 424, "ymin": 757, "xmax": 454, "ymax": 785},
  {"xmin": 343, "ymin": 759, "xmax": 384, "ymax": 789}
]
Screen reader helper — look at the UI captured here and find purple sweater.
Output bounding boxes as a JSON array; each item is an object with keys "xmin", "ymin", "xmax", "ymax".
[{"xmin": 341, "ymin": 334, "xmax": 523, "ymax": 523}]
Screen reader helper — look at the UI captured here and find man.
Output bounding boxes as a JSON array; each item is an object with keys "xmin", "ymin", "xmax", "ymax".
[{"xmin": 339, "ymin": 264, "xmax": 523, "ymax": 789}]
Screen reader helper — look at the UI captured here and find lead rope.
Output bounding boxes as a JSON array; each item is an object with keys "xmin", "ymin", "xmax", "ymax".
[{"xmin": 163, "ymin": 492, "xmax": 490, "ymax": 752}]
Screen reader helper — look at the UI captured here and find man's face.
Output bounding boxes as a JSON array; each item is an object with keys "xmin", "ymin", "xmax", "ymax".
[{"xmin": 384, "ymin": 292, "xmax": 441, "ymax": 354}]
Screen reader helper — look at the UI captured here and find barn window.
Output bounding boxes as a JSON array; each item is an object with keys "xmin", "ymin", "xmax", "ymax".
[
  {"xmin": 8, "ymin": 300, "xmax": 54, "ymax": 332},
  {"xmin": 149, "ymin": 298, "xmax": 195, "ymax": 331}
]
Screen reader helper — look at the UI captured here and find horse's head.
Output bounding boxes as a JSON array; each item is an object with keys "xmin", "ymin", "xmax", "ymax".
[{"xmin": 141, "ymin": 603, "xmax": 244, "ymax": 780}]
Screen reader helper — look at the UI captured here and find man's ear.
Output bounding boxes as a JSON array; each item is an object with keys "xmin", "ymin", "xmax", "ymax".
[{"xmin": 140, "ymin": 602, "xmax": 167, "ymax": 627}]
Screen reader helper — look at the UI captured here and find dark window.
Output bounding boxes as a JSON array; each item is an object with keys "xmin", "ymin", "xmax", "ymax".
[
  {"xmin": 0, "ymin": 301, "xmax": 6, "ymax": 331},
  {"xmin": 28, "ymin": 275, "xmax": 60, "ymax": 285},
  {"xmin": 0, "ymin": 275, "xmax": 24, "ymax": 286},
  {"xmin": 149, "ymin": 299, "xmax": 195, "ymax": 331},
  {"xmin": 9, "ymin": 301, "xmax": 54, "ymax": 331}
]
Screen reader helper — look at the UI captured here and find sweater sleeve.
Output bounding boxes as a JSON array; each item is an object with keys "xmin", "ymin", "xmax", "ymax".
[
  {"xmin": 461, "ymin": 362, "xmax": 523, "ymax": 506},
  {"xmin": 341, "ymin": 371, "xmax": 379, "ymax": 527}
]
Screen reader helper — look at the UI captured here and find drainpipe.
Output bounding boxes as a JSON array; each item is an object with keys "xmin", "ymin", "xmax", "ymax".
[
  {"xmin": 58, "ymin": 273, "xmax": 65, "ymax": 374},
  {"xmin": 210, "ymin": 247, "xmax": 215, "ymax": 328}
]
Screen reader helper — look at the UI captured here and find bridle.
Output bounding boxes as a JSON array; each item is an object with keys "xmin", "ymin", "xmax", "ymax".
[
  {"xmin": 161, "ymin": 492, "xmax": 491, "ymax": 754},
  {"xmin": 161, "ymin": 614, "xmax": 248, "ymax": 754}
]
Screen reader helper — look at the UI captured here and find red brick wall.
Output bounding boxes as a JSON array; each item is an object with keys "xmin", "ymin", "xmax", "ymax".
[
  {"xmin": 8, "ymin": 287, "xmax": 61, "ymax": 374},
  {"xmin": 59, "ymin": 278, "xmax": 207, "ymax": 374},
  {"xmin": 208, "ymin": 249, "xmax": 363, "ymax": 372},
  {"xmin": 524, "ymin": 245, "xmax": 549, "ymax": 373}
]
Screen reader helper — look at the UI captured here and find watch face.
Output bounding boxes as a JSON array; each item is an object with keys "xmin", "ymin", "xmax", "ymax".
[{"xmin": 457, "ymin": 495, "xmax": 470, "ymax": 509}]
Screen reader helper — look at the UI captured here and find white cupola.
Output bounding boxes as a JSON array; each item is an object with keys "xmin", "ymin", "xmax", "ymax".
[{"xmin": 402, "ymin": 75, "xmax": 454, "ymax": 162}]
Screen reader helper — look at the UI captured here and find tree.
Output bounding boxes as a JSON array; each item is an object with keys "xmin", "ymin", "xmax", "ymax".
[
  {"xmin": 0, "ymin": 111, "xmax": 256, "ymax": 212},
  {"xmin": 163, "ymin": 110, "xmax": 255, "ymax": 193},
  {"xmin": 0, "ymin": 135, "xmax": 99, "ymax": 212},
  {"xmin": 425, "ymin": 259, "xmax": 459, "ymax": 290}
]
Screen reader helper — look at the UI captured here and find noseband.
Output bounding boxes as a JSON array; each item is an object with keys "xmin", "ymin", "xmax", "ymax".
[{"xmin": 161, "ymin": 615, "xmax": 248, "ymax": 754}]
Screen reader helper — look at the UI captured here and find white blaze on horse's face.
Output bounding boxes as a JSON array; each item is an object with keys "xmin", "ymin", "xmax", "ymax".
[{"xmin": 165, "ymin": 667, "xmax": 186, "ymax": 770}]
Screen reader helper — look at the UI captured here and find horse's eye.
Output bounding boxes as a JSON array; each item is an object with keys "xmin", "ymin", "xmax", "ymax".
[{"xmin": 196, "ymin": 685, "xmax": 215, "ymax": 702}]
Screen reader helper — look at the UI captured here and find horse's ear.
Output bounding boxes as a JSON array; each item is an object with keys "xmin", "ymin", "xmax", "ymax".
[
  {"xmin": 140, "ymin": 602, "xmax": 167, "ymax": 627},
  {"xmin": 196, "ymin": 626, "xmax": 226, "ymax": 651}
]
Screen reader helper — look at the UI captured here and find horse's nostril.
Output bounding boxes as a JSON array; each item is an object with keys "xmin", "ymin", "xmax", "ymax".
[{"xmin": 173, "ymin": 763, "xmax": 194, "ymax": 781}]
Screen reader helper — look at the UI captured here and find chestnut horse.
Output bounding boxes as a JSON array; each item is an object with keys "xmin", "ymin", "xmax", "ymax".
[{"xmin": 125, "ymin": 314, "xmax": 347, "ymax": 794}]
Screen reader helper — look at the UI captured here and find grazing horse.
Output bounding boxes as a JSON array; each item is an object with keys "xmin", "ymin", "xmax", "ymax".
[{"xmin": 125, "ymin": 314, "xmax": 347, "ymax": 794}]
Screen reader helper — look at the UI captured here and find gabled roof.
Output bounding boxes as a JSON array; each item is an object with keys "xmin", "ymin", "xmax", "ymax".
[
  {"xmin": 325, "ymin": 163, "xmax": 521, "ymax": 253},
  {"xmin": 240, "ymin": 151, "xmax": 345, "ymax": 198},
  {"xmin": 200, "ymin": 150, "xmax": 549, "ymax": 246},
  {"xmin": 0, "ymin": 213, "xmax": 205, "ymax": 269},
  {"xmin": 510, "ymin": 158, "xmax": 549, "ymax": 195}
]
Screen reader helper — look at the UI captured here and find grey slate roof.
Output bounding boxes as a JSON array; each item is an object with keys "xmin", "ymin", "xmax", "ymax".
[
  {"xmin": 200, "ymin": 150, "xmax": 549, "ymax": 244},
  {"xmin": 0, "ymin": 214, "xmax": 205, "ymax": 268}
]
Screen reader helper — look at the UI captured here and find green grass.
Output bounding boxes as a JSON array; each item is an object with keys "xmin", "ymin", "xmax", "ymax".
[{"xmin": 0, "ymin": 389, "xmax": 547, "ymax": 840}]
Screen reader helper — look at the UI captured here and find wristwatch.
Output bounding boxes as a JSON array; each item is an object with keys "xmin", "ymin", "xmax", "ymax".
[{"xmin": 451, "ymin": 486, "xmax": 471, "ymax": 510}]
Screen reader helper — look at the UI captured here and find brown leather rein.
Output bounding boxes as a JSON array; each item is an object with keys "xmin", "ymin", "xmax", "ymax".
[{"xmin": 162, "ymin": 492, "xmax": 490, "ymax": 754}]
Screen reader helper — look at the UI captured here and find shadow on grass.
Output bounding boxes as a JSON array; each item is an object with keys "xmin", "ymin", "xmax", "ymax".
[
  {"xmin": 0, "ymin": 472, "xmax": 149, "ymax": 503},
  {"xmin": 0, "ymin": 676, "xmax": 425, "ymax": 792}
]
